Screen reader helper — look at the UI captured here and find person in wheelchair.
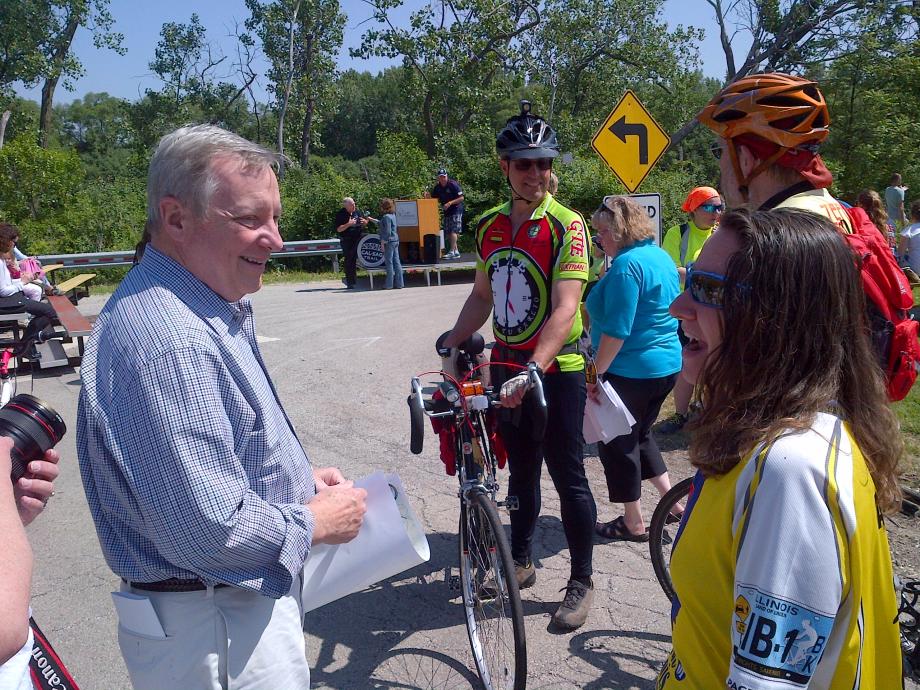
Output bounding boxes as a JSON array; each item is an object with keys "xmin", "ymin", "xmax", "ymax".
[{"xmin": 440, "ymin": 101, "xmax": 597, "ymax": 631}]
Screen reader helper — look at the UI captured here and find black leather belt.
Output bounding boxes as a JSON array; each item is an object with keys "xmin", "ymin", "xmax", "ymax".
[{"xmin": 124, "ymin": 578, "xmax": 228, "ymax": 593}]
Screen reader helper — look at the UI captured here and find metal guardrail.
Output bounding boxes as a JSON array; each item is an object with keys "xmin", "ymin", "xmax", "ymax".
[{"xmin": 37, "ymin": 239, "xmax": 343, "ymax": 271}]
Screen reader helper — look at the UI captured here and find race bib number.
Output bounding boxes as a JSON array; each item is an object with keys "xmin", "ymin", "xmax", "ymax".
[{"xmin": 732, "ymin": 585, "xmax": 834, "ymax": 685}]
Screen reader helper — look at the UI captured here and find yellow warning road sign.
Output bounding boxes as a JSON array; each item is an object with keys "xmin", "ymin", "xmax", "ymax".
[{"xmin": 591, "ymin": 90, "xmax": 671, "ymax": 193}]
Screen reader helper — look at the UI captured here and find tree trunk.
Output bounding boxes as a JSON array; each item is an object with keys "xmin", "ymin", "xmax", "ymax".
[
  {"xmin": 422, "ymin": 90, "xmax": 436, "ymax": 157},
  {"xmin": 299, "ymin": 33, "xmax": 314, "ymax": 169},
  {"xmin": 39, "ymin": 11, "xmax": 80, "ymax": 148},
  {"xmin": 669, "ymin": 118, "xmax": 701, "ymax": 149},
  {"xmin": 0, "ymin": 111, "xmax": 10, "ymax": 149},
  {"xmin": 301, "ymin": 96, "xmax": 314, "ymax": 169},
  {"xmin": 277, "ymin": 2, "xmax": 302, "ymax": 179}
]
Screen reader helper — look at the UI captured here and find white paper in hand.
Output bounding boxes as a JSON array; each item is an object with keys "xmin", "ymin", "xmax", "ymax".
[
  {"xmin": 583, "ymin": 380, "xmax": 636, "ymax": 444},
  {"xmin": 301, "ymin": 472, "xmax": 430, "ymax": 613}
]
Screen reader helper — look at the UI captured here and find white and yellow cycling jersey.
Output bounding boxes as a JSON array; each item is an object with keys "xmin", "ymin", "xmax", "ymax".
[{"xmin": 658, "ymin": 413, "xmax": 901, "ymax": 689}]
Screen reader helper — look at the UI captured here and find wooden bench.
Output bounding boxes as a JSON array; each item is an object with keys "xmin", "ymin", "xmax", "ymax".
[
  {"xmin": 45, "ymin": 295, "xmax": 94, "ymax": 366},
  {"xmin": 55, "ymin": 273, "xmax": 96, "ymax": 302},
  {"xmin": 365, "ymin": 260, "xmax": 476, "ymax": 289}
]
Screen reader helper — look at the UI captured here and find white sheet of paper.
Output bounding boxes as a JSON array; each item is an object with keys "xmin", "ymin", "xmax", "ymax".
[
  {"xmin": 583, "ymin": 380, "xmax": 636, "ymax": 444},
  {"xmin": 301, "ymin": 472, "xmax": 430, "ymax": 613},
  {"xmin": 111, "ymin": 591, "xmax": 167, "ymax": 639}
]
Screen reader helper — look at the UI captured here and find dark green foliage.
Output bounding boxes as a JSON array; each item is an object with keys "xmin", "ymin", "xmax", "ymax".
[{"xmin": 4, "ymin": 0, "xmax": 918, "ymax": 264}]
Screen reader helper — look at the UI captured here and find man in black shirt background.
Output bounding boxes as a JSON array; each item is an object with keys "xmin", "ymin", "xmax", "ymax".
[
  {"xmin": 431, "ymin": 169, "xmax": 464, "ymax": 259},
  {"xmin": 334, "ymin": 196, "xmax": 365, "ymax": 288}
]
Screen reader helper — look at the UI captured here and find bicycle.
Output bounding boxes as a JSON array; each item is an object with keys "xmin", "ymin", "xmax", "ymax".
[
  {"xmin": 407, "ymin": 333, "xmax": 546, "ymax": 690},
  {"xmin": 0, "ymin": 332, "xmax": 59, "ymax": 406},
  {"xmin": 648, "ymin": 476, "xmax": 693, "ymax": 603}
]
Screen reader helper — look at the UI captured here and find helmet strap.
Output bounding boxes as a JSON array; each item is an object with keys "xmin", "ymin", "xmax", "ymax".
[
  {"xmin": 505, "ymin": 173, "xmax": 536, "ymax": 204},
  {"xmin": 729, "ymin": 139, "xmax": 788, "ymax": 204},
  {"xmin": 726, "ymin": 140, "xmax": 750, "ymax": 203}
]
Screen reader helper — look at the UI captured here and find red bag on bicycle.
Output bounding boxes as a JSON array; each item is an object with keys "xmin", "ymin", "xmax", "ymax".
[{"xmin": 428, "ymin": 388, "xmax": 457, "ymax": 475}]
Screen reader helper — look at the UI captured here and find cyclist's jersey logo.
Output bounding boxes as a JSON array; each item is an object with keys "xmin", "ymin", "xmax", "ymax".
[
  {"xmin": 659, "ymin": 414, "xmax": 902, "ymax": 690},
  {"xmin": 475, "ymin": 194, "xmax": 589, "ymax": 358},
  {"xmin": 774, "ymin": 188, "xmax": 853, "ymax": 234}
]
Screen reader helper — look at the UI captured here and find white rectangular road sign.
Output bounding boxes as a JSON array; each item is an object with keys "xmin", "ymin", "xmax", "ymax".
[{"xmin": 629, "ymin": 193, "xmax": 663, "ymax": 245}]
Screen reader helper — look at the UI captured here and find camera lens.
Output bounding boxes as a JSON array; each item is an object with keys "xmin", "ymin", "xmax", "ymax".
[{"xmin": 2, "ymin": 394, "xmax": 66, "ymax": 482}]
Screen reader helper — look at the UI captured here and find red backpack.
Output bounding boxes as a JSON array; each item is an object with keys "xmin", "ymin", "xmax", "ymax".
[{"xmin": 843, "ymin": 205, "xmax": 919, "ymax": 400}]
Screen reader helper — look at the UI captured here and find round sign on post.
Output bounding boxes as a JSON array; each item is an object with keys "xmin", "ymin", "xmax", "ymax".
[{"xmin": 357, "ymin": 234, "xmax": 385, "ymax": 269}]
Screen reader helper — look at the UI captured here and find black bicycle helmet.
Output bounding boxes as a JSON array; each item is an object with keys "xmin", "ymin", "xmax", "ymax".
[{"xmin": 495, "ymin": 100, "xmax": 560, "ymax": 160}]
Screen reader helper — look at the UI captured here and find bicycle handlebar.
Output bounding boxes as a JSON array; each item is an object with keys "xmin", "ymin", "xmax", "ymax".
[{"xmin": 526, "ymin": 362, "xmax": 546, "ymax": 409}]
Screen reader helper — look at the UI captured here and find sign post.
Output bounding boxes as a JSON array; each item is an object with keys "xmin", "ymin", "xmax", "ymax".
[
  {"xmin": 591, "ymin": 90, "xmax": 670, "ymax": 193},
  {"xmin": 628, "ymin": 193, "xmax": 663, "ymax": 245}
]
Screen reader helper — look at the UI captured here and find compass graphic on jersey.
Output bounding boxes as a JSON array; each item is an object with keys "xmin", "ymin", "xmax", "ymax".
[{"xmin": 489, "ymin": 251, "xmax": 548, "ymax": 345}]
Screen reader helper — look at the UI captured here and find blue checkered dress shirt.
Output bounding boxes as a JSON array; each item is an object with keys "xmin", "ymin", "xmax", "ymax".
[{"xmin": 77, "ymin": 246, "xmax": 315, "ymax": 598}]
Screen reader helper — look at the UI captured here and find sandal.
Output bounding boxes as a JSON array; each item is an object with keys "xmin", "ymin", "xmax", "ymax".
[
  {"xmin": 595, "ymin": 516, "xmax": 649, "ymax": 542},
  {"xmin": 666, "ymin": 511, "xmax": 683, "ymax": 525}
]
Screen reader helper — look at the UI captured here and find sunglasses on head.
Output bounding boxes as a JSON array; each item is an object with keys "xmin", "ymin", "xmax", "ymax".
[
  {"xmin": 595, "ymin": 194, "xmax": 621, "ymax": 215},
  {"xmin": 511, "ymin": 158, "xmax": 553, "ymax": 172},
  {"xmin": 686, "ymin": 265, "xmax": 748, "ymax": 309},
  {"xmin": 697, "ymin": 203, "xmax": 724, "ymax": 214}
]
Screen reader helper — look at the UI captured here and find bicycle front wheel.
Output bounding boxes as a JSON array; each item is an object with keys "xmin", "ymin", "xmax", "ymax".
[
  {"xmin": 459, "ymin": 489, "xmax": 526, "ymax": 690},
  {"xmin": 649, "ymin": 477, "xmax": 694, "ymax": 602}
]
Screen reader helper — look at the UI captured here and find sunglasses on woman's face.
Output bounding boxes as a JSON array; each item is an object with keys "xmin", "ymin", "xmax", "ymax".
[
  {"xmin": 686, "ymin": 266, "xmax": 748, "ymax": 309},
  {"xmin": 697, "ymin": 203, "xmax": 724, "ymax": 214},
  {"xmin": 511, "ymin": 158, "xmax": 553, "ymax": 172}
]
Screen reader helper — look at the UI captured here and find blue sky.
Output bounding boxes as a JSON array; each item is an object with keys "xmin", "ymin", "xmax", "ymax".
[{"xmin": 14, "ymin": 0, "xmax": 738, "ymax": 104}]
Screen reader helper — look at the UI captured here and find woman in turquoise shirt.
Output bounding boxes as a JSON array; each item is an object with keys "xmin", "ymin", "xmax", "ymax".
[{"xmin": 586, "ymin": 195, "xmax": 682, "ymax": 541}]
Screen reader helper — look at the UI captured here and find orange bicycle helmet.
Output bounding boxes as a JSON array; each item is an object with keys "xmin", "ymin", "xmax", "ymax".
[{"xmin": 698, "ymin": 73, "xmax": 829, "ymax": 148}]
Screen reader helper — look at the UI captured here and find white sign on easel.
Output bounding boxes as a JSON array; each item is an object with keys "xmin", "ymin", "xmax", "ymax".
[
  {"xmin": 395, "ymin": 201, "xmax": 419, "ymax": 227},
  {"xmin": 629, "ymin": 193, "xmax": 662, "ymax": 245}
]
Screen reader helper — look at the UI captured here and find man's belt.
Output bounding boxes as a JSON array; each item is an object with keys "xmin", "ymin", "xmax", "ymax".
[{"xmin": 124, "ymin": 578, "xmax": 229, "ymax": 593}]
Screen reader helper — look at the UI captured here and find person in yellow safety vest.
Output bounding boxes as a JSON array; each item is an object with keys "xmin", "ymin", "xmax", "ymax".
[{"xmin": 657, "ymin": 186, "xmax": 722, "ymax": 434}]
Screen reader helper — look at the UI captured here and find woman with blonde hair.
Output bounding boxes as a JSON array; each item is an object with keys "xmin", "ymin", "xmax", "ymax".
[
  {"xmin": 586, "ymin": 195, "xmax": 682, "ymax": 541},
  {"xmin": 858, "ymin": 188, "xmax": 895, "ymax": 249},
  {"xmin": 659, "ymin": 208, "xmax": 902, "ymax": 688}
]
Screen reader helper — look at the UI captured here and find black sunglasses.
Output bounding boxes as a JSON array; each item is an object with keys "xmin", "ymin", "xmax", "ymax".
[
  {"xmin": 511, "ymin": 158, "xmax": 553, "ymax": 172},
  {"xmin": 686, "ymin": 266, "xmax": 749, "ymax": 309}
]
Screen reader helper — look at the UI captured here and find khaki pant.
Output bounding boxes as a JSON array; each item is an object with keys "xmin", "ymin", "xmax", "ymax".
[{"xmin": 118, "ymin": 579, "xmax": 309, "ymax": 690}]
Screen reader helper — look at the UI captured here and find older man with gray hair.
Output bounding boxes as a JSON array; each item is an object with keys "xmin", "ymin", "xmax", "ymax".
[
  {"xmin": 334, "ymin": 195, "xmax": 365, "ymax": 288},
  {"xmin": 77, "ymin": 124, "xmax": 367, "ymax": 689}
]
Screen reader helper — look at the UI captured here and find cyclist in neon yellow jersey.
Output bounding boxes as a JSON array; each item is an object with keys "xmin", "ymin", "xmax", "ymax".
[
  {"xmin": 442, "ymin": 101, "xmax": 597, "ymax": 631},
  {"xmin": 661, "ymin": 209, "xmax": 902, "ymax": 689}
]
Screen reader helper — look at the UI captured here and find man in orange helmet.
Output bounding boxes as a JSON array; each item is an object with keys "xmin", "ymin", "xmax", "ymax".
[{"xmin": 697, "ymin": 73, "xmax": 853, "ymax": 233}]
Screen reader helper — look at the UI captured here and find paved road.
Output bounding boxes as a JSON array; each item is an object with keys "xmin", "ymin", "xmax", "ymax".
[{"xmin": 27, "ymin": 275, "xmax": 694, "ymax": 689}]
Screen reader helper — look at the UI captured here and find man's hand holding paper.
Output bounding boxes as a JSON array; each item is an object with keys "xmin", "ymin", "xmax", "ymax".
[{"xmin": 308, "ymin": 482, "xmax": 367, "ymax": 545}]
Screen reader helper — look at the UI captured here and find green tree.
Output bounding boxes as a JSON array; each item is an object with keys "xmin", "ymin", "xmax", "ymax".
[
  {"xmin": 246, "ymin": 0, "xmax": 345, "ymax": 172},
  {"xmin": 54, "ymin": 91, "xmax": 134, "ymax": 177},
  {"xmin": 354, "ymin": 0, "xmax": 540, "ymax": 156},
  {"xmin": 523, "ymin": 0, "xmax": 703, "ymax": 123},
  {"xmin": 35, "ymin": 0, "xmax": 125, "ymax": 147},
  {"xmin": 0, "ymin": 1, "xmax": 54, "ymax": 88},
  {"xmin": 670, "ymin": 0, "xmax": 909, "ymax": 145},
  {"xmin": 0, "ymin": 134, "xmax": 83, "ymax": 222}
]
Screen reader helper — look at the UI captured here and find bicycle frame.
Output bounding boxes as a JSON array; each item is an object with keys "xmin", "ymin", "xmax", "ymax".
[{"xmin": 408, "ymin": 350, "xmax": 545, "ymax": 690}]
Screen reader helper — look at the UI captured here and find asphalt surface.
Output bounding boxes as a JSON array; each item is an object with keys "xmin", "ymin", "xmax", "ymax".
[{"xmin": 27, "ymin": 273, "xmax": 694, "ymax": 689}]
